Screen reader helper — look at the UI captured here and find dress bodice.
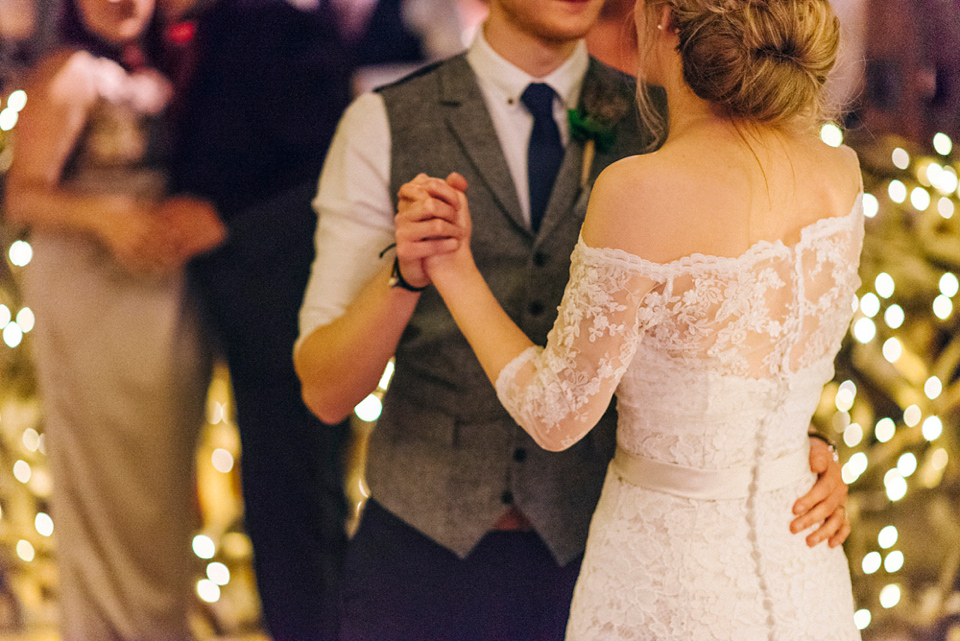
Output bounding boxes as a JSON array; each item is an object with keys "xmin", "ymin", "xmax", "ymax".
[
  {"xmin": 61, "ymin": 56, "xmax": 171, "ymax": 200},
  {"xmin": 496, "ymin": 194, "xmax": 865, "ymax": 468}
]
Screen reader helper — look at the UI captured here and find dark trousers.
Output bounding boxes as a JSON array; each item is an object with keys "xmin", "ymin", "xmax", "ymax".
[
  {"xmin": 189, "ymin": 181, "xmax": 349, "ymax": 640},
  {"xmin": 340, "ymin": 500, "xmax": 582, "ymax": 641},
  {"xmin": 231, "ymin": 379, "xmax": 348, "ymax": 641}
]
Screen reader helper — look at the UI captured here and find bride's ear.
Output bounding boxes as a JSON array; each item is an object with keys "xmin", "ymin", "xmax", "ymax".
[{"xmin": 657, "ymin": 4, "xmax": 677, "ymax": 34}]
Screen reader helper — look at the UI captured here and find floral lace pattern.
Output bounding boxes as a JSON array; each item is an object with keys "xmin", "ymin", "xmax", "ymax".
[{"xmin": 496, "ymin": 196, "xmax": 865, "ymax": 639}]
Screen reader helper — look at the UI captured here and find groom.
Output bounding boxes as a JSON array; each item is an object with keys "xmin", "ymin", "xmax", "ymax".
[{"xmin": 295, "ymin": 0, "xmax": 850, "ymax": 638}]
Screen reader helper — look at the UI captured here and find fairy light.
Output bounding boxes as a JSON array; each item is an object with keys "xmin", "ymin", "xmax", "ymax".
[
  {"xmin": 842, "ymin": 451, "xmax": 868, "ymax": 484},
  {"xmin": 16, "ymin": 540, "xmax": 34, "ymax": 562},
  {"xmin": 897, "ymin": 453, "xmax": 917, "ymax": 477},
  {"xmin": 939, "ymin": 197, "xmax": 956, "ymax": 219},
  {"xmin": 879, "ymin": 584, "xmax": 901, "ymax": 609},
  {"xmin": 884, "ymin": 469, "xmax": 907, "ymax": 501},
  {"xmin": 206, "ymin": 561, "xmax": 230, "ymax": 586},
  {"xmin": 875, "ymin": 273, "xmax": 895, "ymax": 298},
  {"xmin": 3, "ymin": 323, "xmax": 23, "ymax": 348},
  {"xmin": 858, "ymin": 292, "xmax": 880, "ymax": 317},
  {"xmin": 884, "ymin": 304, "xmax": 904, "ymax": 328},
  {"xmin": 862, "ymin": 551, "xmax": 882, "ymax": 574},
  {"xmin": 930, "ymin": 447, "xmax": 947, "ymax": 469},
  {"xmin": 192, "ymin": 534, "xmax": 216, "ymax": 559},
  {"xmin": 882, "ymin": 337, "xmax": 902, "ymax": 362},
  {"xmin": 354, "ymin": 395, "xmax": 383, "ymax": 422},
  {"xmin": 12, "ymin": 460, "xmax": 30, "ymax": 483},
  {"xmin": 921, "ymin": 416, "xmax": 943, "ymax": 441},
  {"xmin": 35, "ymin": 512, "xmax": 53, "ymax": 537},
  {"xmin": 933, "ymin": 295, "xmax": 953, "ymax": 319},
  {"xmin": 884, "ymin": 550, "xmax": 904, "ymax": 573},
  {"xmin": 903, "ymin": 405, "xmax": 921, "ymax": 427},
  {"xmin": 924, "ymin": 163, "xmax": 942, "ymax": 188},
  {"xmin": 820, "ymin": 123, "xmax": 843, "ymax": 147},
  {"xmin": 6, "ymin": 89, "xmax": 26, "ymax": 112},
  {"xmin": 22, "ymin": 427, "xmax": 40, "ymax": 452},
  {"xmin": 937, "ymin": 167, "xmax": 958, "ymax": 194},
  {"xmin": 891, "ymin": 148, "xmax": 910, "ymax": 170},
  {"xmin": 16, "ymin": 308, "xmax": 34, "ymax": 333},
  {"xmin": 862, "ymin": 192, "xmax": 879, "ymax": 218},
  {"xmin": 875, "ymin": 418, "xmax": 896, "ymax": 443},
  {"xmin": 924, "ymin": 376, "xmax": 943, "ymax": 399},
  {"xmin": 878, "ymin": 525, "xmax": 899, "ymax": 549},
  {"xmin": 854, "ymin": 609, "xmax": 871, "ymax": 630},
  {"xmin": 211, "ymin": 448, "xmax": 234, "ymax": 473},
  {"xmin": 835, "ymin": 381, "xmax": 857, "ymax": 411},
  {"xmin": 940, "ymin": 273, "xmax": 959, "ymax": 297},
  {"xmin": 852, "ymin": 317, "xmax": 876, "ymax": 343},
  {"xmin": 843, "ymin": 423, "xmax": 863, "ymax": 447},
  {"xmin": 8, "ymin": 240, "xmax": 31, "ymax": 266},
  {"xmin": 888, "ymin": 180, "xmax": 907, "ymax": 204},
  {"xmin": 0, "ymin": 109, "xmax": 18, "ymax": 131},
  {"xmin": 196, "ymin": 579, "xmax": 220, "ymax": 603},
  {"xmin": 378, "ymin": 360, "xmax": 395, "ymax": 389},
  {"xmin": 933, "ymin": 132, "xmax": 953, "ymax": 155},
  {"xmin": 910, "ymin": 186, "xmax": 931, "ymax": 211}
]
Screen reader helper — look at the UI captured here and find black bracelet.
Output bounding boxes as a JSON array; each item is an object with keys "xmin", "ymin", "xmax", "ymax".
[{"xmin": 388, "ymin": 256, "xmax": 428, "ymax": 292}]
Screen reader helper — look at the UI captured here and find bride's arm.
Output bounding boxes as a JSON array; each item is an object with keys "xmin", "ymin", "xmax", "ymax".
[{"xmin": 407, "ymin": 172, "xmax": 658, "ymax": 451}]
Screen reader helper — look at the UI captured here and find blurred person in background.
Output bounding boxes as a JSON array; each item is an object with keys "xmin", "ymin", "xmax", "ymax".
[
  {"xmin": 3, "ymin": 0, "xmax": 225, "ymax": 637},
  {"xmin": 165, "ymin": 0, "xmax": 353, "ymax": 637}
]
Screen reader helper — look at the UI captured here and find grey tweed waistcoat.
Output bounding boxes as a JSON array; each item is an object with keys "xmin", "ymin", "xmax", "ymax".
[{"xmin": 367, "ymin": 53, "xmax": 653, "ymax": 565}]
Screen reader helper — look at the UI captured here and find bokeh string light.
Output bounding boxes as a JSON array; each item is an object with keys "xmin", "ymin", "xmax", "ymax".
[{"xmin": 814, "ymin": 127, "xmax": 960, "ymax": 638}]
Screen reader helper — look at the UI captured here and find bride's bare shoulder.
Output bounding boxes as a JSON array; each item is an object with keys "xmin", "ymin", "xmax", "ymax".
[{"xmin": 582, "ymin": 152, "xmax": 695, "ymax": 262}]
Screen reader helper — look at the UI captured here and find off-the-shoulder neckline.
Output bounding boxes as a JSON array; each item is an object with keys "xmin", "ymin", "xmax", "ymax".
[{"xmin": 578, "ymin": 192, "xmax": 863, "ymax": 272}]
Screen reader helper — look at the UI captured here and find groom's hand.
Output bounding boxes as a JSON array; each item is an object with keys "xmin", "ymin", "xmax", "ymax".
[{"xmin": 395, "ymin": 173, "xmax": 469, "ymax": 287}]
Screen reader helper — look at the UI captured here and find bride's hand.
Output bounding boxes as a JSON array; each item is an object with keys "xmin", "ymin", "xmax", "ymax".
[
  {"xmin": 424, "ymin": 172, "xmax": 474, "ymax": 283},
  {"xmin": 395, "ymin": 172, "xmax": 471, "ymax": 288}
]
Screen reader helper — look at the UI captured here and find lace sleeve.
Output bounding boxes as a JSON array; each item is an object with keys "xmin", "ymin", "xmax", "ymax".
[{"xmin": 495, "ymin": 239, "xmax": 663, "ymax": 451}]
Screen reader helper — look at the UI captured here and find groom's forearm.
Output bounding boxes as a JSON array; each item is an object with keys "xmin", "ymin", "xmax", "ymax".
[{"xmin": 295, "ymin": 261, "xmax": 421, "ymax": 424}]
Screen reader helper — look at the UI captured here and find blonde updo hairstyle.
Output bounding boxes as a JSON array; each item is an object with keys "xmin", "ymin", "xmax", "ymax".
[{"xmin": 635, "ymin": 0, "xmax": 841, "ymax": 146}]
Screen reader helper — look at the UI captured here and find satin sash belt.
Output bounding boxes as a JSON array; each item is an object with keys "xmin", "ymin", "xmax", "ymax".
[{"xmin": 611, "ymin": 444, "xmax": 811, "ymax": 500}]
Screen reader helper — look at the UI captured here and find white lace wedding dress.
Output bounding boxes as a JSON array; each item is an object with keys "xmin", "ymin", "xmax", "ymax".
[{"xmin": 496, "ymin": 196, "xmax": 865, "ymax": 640}]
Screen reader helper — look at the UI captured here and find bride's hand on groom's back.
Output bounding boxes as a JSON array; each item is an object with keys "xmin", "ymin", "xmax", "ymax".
[{"xmin": 791, "ymin": 437, "xmax": 851, "ymax": 548}]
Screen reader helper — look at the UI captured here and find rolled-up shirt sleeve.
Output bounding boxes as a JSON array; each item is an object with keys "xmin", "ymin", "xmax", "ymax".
[{"xmin": 296, "ymin": 92, "xmax": 396, "ymax": 354}]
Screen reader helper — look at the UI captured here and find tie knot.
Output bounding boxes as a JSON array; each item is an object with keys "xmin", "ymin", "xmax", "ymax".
[{"xmin": 521, "ymin": 83, "xmax": 557, "ymax": 119}]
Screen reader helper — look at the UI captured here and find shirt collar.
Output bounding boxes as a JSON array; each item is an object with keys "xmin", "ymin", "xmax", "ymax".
[{"xmin": 466, "ymin": 26, "xmax": 589, "ymax": 109}]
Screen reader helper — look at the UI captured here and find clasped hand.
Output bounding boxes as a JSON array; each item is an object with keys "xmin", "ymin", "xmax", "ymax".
[{"xmin": 395, "ymin": 172, "xmax": 473, "ymax": 289}]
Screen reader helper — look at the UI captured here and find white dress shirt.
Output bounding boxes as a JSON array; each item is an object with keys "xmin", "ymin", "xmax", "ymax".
[{"xmin": 296, "ymin": 29, "xmax": 589, "ymax": 349}]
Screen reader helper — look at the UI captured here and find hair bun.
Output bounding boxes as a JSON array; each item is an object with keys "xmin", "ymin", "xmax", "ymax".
[{"xmin": 671, "ymin": 0, "xmax": 841, "ymax": 125}]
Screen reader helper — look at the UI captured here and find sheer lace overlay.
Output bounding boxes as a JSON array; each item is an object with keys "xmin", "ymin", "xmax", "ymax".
[{"xmin": 496, "ymin": 196, "xmax": 865, "ymax": 639}]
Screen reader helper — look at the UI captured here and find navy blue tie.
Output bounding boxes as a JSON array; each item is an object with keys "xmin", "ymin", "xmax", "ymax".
[{"xmin": 521, "ymin": 83, "xmax": 563, "ymax": 233}]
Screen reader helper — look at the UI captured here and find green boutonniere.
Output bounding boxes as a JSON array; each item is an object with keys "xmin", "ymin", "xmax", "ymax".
[
  {"xmin": 568, "ymin": 107, "xmax": 618, "ymax": 153},
  {"xmin": 569, "ymin": 81, "xmax": 631, "ymax": 187}
]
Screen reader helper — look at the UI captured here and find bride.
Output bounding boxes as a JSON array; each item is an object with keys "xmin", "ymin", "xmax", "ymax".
[{"xmin": 398, "ymin": 0, "xmax": 863, "ymax": 637}]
